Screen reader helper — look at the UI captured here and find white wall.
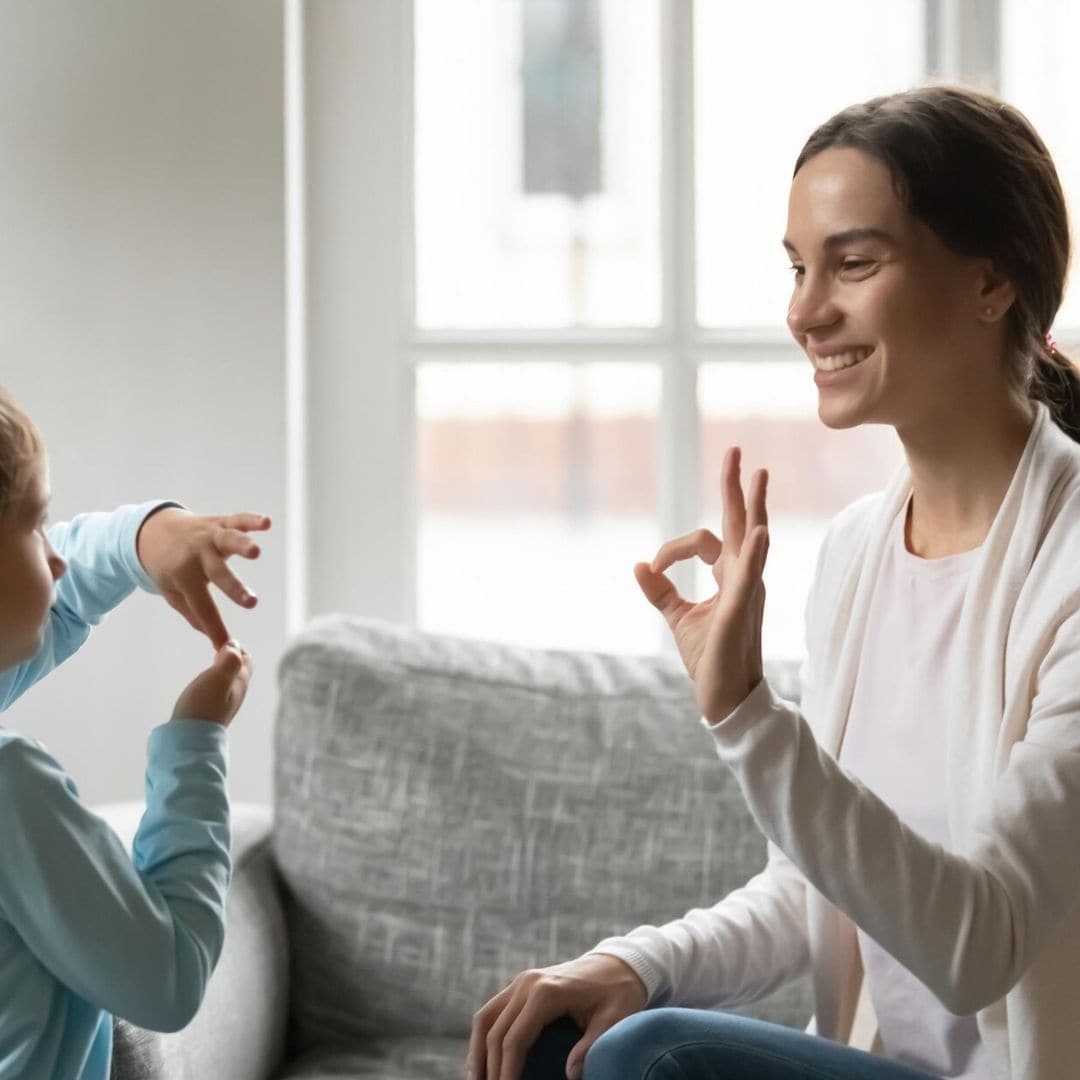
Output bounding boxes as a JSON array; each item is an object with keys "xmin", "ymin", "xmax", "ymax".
[
  {"xmin": 302, "ymin": 0, "xmax": 415, "ymax": 625},
  {"xmin": 0, "ymin": 1, "xmax": 286, "ymax": 804}
]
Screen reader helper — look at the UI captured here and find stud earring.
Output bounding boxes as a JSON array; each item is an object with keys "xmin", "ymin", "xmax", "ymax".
[{"xmin": 984, "ymin": 307, "xmax": 994, "ymax": 318}]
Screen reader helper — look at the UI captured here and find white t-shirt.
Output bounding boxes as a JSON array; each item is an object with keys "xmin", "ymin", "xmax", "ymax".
[{"xmin": 839, "ymin": 494, "xmax": 991, "ymax": 1078}]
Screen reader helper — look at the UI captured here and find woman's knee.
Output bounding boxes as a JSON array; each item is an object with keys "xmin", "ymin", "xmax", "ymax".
[{"xmin": 585, "ymin": 1008, "xmax": 702, "ymax": 1080}]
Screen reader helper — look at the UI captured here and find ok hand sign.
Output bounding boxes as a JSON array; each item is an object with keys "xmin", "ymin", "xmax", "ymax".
[{"xmin": 635, "ymin": 446, "xmax": 770, "ymax": 724}]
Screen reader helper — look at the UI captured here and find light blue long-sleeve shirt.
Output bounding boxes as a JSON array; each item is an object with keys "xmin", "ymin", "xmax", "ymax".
[{"xmin": 0, "ymin": 503, "xmax": 232, "ymax": 1080}]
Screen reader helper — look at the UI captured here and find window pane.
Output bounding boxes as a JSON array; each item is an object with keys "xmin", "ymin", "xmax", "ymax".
[
  {"xmin": 695, "ymin": 1, "xmax": 925, "ymax": 329},
  {"xmin": 1000, "ymin": 1, "xmax": 1080, "ymax": 329},
  {"xmin": 418, "ymin": 362, "xmax": 662, "ymax": 652},
  {"xmin": 415, "ymin": 0, "xmax": 660, "ymax": 328},
  {"xmin": 698, "ymin": 360, "xmax": 904, "ymax": 659}
]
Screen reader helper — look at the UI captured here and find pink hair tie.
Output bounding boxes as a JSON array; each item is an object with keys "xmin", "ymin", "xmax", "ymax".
[{"xmin": 1046, "ymin": 330, "xmax": 1058, "ymax": 352}]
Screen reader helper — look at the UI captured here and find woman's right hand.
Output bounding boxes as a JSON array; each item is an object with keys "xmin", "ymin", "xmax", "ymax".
[
  {"xmin": 171, "ymin": 640, "xmax": 253, "ymax": 727},
  {"xmin": 467, "ymin": 953, "xmax": 648, "ymax": 1080}
]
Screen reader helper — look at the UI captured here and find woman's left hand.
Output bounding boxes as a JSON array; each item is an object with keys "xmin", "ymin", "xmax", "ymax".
[
  {"xmin": 635, "ymin": 446, "xmax": 770, "ymax": 724},
  {"xmin": 137, "ymin": 507, "xmax": 272, "ymax": 649}
]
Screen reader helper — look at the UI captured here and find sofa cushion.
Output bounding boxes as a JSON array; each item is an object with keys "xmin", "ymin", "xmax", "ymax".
[
  {"xmin": 273, "ymin": 616, "xmax": 810, "ymax": 1058},
  {"xmin": 275, "ymin": 1037, "xmax": 467, "ymax": 1080}
]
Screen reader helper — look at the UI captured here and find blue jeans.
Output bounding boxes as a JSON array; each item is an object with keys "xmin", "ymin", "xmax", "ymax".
[{"xmin": 522, "ymin": 1009, "xmax": 940, "ymax": 1080}]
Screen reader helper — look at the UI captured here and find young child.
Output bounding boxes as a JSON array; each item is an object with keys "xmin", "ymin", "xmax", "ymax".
[{"xmin": 0, "ymin": 384, "xmax": 270, "ymax": 1079}]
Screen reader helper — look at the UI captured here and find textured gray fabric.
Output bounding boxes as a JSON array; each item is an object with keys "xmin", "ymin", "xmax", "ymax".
[
  {"xmin": 274, "ymin": 615, "xmax": 813, "ymax": 1070},
  {"xmin": 275, "ymin": 1038, "xmax": 467, "ymax": 1080},
  {"xmin": 107, "ymin": 803, "xmax": 289, "ymax": 1080}
]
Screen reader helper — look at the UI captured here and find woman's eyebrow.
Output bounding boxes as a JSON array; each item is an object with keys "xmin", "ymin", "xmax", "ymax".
[{"xmin": 782, "ymin": 227, "xmax": 898, "ymax": 255}]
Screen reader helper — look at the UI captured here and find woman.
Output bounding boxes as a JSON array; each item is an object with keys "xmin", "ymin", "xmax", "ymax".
[{"xmin": 467, "ymin": 84, "xmax": 1080, "ymax": 1080}]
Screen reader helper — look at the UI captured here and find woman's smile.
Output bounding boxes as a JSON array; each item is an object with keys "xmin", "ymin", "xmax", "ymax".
[{"xmin": 812, "ymin": 345, "xmax": 876, "ymax": 387}]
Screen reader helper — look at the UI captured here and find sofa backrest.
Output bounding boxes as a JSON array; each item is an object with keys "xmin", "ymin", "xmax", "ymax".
[{"xmin": 273, "ymin": 616, "xmax": 811, "ymax": 1054}]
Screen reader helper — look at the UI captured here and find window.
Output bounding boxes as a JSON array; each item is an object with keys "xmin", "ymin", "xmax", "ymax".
[
  {"xmin": 397, "ymin": 0, "xmax": 1079, "ymax": 659},
  {"xmin": 417, "ymin": 362, "xmax": 661, "ymax": 653},
  {"xmin": 1000, "ymin": 0, "xmax": 1080, "ymax": 327},
  {"xmin": 415, "ymin": 0, "xmax": 660, "ymax": 328}
]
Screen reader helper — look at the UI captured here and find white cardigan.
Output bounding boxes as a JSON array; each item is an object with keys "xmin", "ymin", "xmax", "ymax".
[{"xmin": 593, "ymin": 401, "xmax": 1080, "ymax": 1080}]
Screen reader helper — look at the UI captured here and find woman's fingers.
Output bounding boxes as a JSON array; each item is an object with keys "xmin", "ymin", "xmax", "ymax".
[
  {"xmin": 566, "ymin": 1009, "xmax": 620, "ymax": 1080},
  {"xmin": 484, "ymin": 991, "xmax": 527, "ymax": 1080},
  {"xmin": 497, "ymin": 997, "xmax": 560, "ymax": 1080},
  {"xmin": 726, "ymin": 526, "xmax": 770, "ymax": 611},
  {"xmin": 721, "ymin": 447, "xmax": 747, "ymax": 554},
  {"xmin": 634, "ymin": 562, "xmax": 691, "ymax": 626},
  {"xmin": 646, "ymin": 453, "xmax": 768, "ymax": 605},
  {"xmin": 649, "ymin": 528, "xmax": 723, "ymax": 573},
  {"xmin": 745, "ymin": 467, "xmax": 769, "ymax": 535},
  {"xmin": 467, "ymin": 989, "xmax": 506, "ymax": 1080}
]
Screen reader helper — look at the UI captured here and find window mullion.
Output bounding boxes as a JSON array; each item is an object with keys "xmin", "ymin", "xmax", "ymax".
[
  {"xmin": 928, "ymin": 0, "xmax": 1000, "ymax": 90},
  {"xmin": 659, "ymin": 0, "xmax": 700, "ymax": 606}
]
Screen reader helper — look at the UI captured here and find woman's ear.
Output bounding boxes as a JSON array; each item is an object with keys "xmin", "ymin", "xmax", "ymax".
[{"xmin": 975, "ymin": 259, "xmax": 1017, "ymax": 322}]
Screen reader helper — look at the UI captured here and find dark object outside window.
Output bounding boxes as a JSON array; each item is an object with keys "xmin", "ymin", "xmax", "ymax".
[{"xmin": 522, "ymin": 0, "xmax": 604, "ymax": 198}]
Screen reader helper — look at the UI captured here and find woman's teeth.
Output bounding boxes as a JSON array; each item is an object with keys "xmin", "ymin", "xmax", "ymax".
[{"xmin": 814, "ymin": 347, "xmax": 873, "ymax": 372}]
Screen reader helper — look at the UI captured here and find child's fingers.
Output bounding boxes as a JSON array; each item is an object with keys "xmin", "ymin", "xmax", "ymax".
[
  {"xmin": 203, "ymin": 557, "xmax": 257, "ymax": 609},
  {"xmin": 215, "ymin": 528, "xmax": 262, "ymax": 560},
  {"xmin": 235, "ymin": 650, "xmax": 255, "ymax": 686},
  {"xmin": 164, "ymin": 589, "xmax": 206, "ymax": 638},
  {"xmin": 219, "ymin": 512, "xmax": 272, "ymax": 533},
  {"xmin": 213, "ymin": 640, "xmax": 244, "ymax": 670},
  {"xmin": 185, "ymin": 587, "xmax": 230, "ymax": 650}
]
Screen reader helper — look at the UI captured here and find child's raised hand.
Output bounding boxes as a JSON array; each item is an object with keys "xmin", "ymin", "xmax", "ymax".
[
  {"xmin": 137, "ymin": 507, "xmax": 272, "ymax": 649},
  {"xmin": 172, "ymin": 640, "xmax": 253, "ymax": 727}
]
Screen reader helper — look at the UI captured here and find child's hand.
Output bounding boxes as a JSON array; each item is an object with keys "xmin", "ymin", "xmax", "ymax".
[
  {"xmin": 137, "ymin": 508, "xmax": 271, "ymax": 649},
  {"xmin": 172, "ymin": 640, "xmax": 253, "ymax": 727}
]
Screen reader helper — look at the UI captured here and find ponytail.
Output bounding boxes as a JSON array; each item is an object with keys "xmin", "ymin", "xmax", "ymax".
[{"xmin": 1031, "ymin": 338, "xmax": 1080, "ymax": 443}]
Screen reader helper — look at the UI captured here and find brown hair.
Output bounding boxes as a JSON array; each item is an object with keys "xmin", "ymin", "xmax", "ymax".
[
  {"xmin": 0, "ymin": 386, "xmax": 43, "ymax": 520},
  {"xmin": 794, "ymin": 84, "xmax": 1079, "ymax": 442}
]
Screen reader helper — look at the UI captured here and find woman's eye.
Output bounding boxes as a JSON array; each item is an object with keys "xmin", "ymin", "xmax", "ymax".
[
  {"xmin": 787, "ymin": 264, "xmax": 805, "ymax": 278},
  {"xmin": 842, "ymin": 259, "xmax": 872, "ymax": 272}
]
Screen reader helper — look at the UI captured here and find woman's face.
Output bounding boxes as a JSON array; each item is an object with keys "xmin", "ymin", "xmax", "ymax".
[{"xmin": 784, "ymin": 146, "xmax": 1000, "ymax": 434}]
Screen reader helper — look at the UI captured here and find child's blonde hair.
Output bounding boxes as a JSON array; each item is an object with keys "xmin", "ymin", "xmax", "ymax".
[{"xmin": 0, "ymin": 386, "xmax": 43, "ymax": 520}]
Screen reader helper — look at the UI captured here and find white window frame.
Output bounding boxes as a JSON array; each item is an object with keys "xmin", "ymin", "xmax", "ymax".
[{"xmin": 286, "ymin": 0, "xmax": 1073, "ymax": 639}]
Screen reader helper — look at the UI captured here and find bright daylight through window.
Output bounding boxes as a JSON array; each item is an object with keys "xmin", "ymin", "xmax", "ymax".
[{"xmin": 413, "ymin": 0, "xmax": 1080, "ymax": 659}]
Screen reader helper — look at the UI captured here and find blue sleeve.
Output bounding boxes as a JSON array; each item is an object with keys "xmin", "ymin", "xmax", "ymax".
[
  {"xmin": 0, "ymin": 500, "xmax": 177, "ymax": 712},
  {"xmin": 0, "ymin": 721, "xmax": 231, "ymax": 1032}
]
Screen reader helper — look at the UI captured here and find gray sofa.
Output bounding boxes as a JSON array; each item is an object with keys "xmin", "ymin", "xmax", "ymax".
[{"xmin": 108, "ymin": 615, "xmax": 812, "ymax": 1079}]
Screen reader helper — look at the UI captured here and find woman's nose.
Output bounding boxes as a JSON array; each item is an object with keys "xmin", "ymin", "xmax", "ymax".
[{"xmin": 787, "ymin": 278, "xmax": 841, "ymax": 338}]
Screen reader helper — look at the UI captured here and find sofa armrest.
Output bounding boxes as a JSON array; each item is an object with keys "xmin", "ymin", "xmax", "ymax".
[{"xmin": 98, "ymin": 801, "xmax": 289, "ymax": 1080}]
